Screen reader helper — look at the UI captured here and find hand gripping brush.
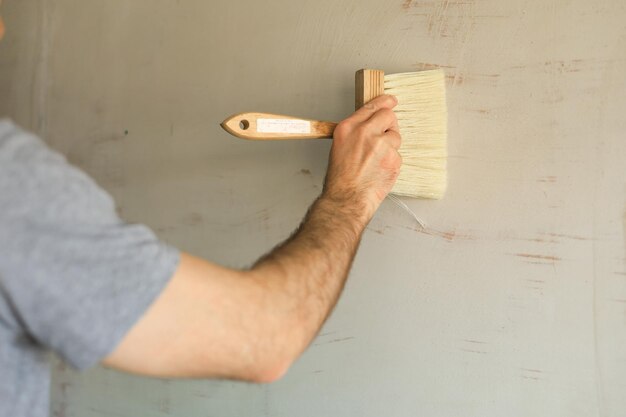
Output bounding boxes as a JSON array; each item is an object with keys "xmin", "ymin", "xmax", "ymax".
[{"xmin": 221, "ymin": 69, "xmax": 447, "ymax": 199}]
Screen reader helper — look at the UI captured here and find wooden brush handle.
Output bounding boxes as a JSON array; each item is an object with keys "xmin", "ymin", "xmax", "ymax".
[
  {"xmin": 221, "ymin": 112, "xmax": 337, "ymax": 140},
  {"xmin": 222, "ymin": 69, "xmax": 384, "ymax": 140}
]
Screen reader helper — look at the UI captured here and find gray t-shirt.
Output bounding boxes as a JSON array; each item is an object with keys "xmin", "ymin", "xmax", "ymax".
[{"xmin": 0, "ymin": 120, "xmax": 180, "ymax": 417}]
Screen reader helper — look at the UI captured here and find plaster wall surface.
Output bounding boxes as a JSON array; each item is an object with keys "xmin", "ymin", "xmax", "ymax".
[{"xmin": 1, "ymin": 1, "xmax": 625, "ymax": 416}]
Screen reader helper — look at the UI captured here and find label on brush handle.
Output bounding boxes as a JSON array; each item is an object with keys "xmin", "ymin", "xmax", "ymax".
[{"xmin": 257, "ymin": 118, "xmax": 311, "ymax": 134}]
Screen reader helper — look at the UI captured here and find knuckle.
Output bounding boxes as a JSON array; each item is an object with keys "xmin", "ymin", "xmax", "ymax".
[
  {"xmin": 374, "ymin": 139, "xmax": 388, "ymax": 152},
  {"xmin": 363, "ymin": 102, "xmax": 376, "ymax": 111},
  {"xmin": 383, "ymin": 132, "xmax": 400, "ymax": 147},
  {"xmin": 354, "ymin": 124, "xmax": 369, "ymax": 139},
  {"xmin": 385, "ymin": 149, "xmax": 402, "ymax": 167},
  {"xmin": 333, "ymin": 120, "xmax": 352, "ymax": 138},
  {"xmin": 395, "ymin": 152, "xmax": 403, "ymax": 167},
  {"xmin": 377, "ymin": 94, "xmax": 397, "ymax": 108},
  {"xmin": 379, "ymin": 108, "xmax": 395, "ymax": 118},
  {"xmin": 392, "ymin": 131, "xmax": 402, "ymax": 147},
  {"xmin": 376, "ymin": 107, "xmax": 395, "ymax": 121}
]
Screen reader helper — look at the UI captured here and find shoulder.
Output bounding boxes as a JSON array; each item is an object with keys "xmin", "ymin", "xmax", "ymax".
[
  {"xmin": 0, "ymin": 119, "xmax": 62, "ymax": 164},
  {"xmin": 0, "ymin": 119, "xmax": 117, "ymax": 225}
]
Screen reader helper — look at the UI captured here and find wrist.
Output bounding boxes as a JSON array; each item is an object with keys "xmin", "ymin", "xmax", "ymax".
[{"xmin": 316, "ymin": 190, "xmax": 372, "ymax": 231}]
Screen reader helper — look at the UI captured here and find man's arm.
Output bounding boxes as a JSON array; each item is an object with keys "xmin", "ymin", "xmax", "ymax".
[{"xmin": 103, "ymin": 95, "xmax": 402, "ymax": 382}]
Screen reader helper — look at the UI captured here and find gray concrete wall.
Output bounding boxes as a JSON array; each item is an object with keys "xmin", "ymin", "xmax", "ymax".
[{"xmin": 1, "ymin": 0, "xmax": 625, "ymax": 416}]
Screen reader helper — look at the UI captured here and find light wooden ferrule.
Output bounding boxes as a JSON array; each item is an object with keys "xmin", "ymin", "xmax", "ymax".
[{"xmin": 355, "ymin": 69, "xmax": 385, "ymax": 110}]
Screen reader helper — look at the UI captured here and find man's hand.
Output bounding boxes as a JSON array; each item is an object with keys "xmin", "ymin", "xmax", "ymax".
[
  {"xmin": 324, "ymin": 94, "xmax": 401, "ymax": 223},
  {"xmin": 103, "ymin": 97, "xmax": 402, "ymax": 383}
]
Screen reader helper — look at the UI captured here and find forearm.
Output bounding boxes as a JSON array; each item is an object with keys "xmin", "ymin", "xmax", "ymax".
[
  {"xmin": 104, "ymin": 195, "xmax": 371, "ymax": 383},
  {"xmin": 243, "ymin": 95, "xmax": 401, "ymax": 372},
  {"xmin": 248, "ymin": 194, "xmax": 368, "ymax": 363}
]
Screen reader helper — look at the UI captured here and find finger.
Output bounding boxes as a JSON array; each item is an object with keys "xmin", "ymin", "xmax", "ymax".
[
  {"xmin": 385, "ymin": 116, "xmax": 400, "ymax": 135},
  {"xmin": 365, "ymin": 108, "xmax": 398, "ymax": 135},
  {"xmin": 349, "ymin": 94, "xmax": 398, "ymax": 124},
  {"xmin": 384, "ymin": 129, "xmax": 402, "ymax": 150}
]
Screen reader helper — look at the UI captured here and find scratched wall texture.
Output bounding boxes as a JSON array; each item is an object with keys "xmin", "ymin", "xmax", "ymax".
[{"xmin": 1, "ymin": 0, "xmax": 625, "ymax": 416}]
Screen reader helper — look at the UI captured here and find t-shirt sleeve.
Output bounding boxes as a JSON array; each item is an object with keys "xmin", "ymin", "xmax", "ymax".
[{"xmin": 0, "ymin": 120, "xmax": 180, "ymax": 369}]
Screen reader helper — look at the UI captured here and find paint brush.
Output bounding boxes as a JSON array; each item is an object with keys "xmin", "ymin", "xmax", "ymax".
[{"xmin": 221, "ymin": 69, "xmax": 447, "ymax": 199}]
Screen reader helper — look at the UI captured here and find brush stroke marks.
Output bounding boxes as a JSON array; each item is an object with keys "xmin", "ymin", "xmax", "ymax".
[
  {"xmin": 544, "ymin": 232, "xmax": 592, "ymax": 241},
  {"xmin": 182, "ymin": 212, "xmax": 204, "ymax": 226},
  {"xmin": 458, "ymin": 338, "xmax": 489, "ymax": 355},
  {"xmin": 506, "ymin": 231, "xmax": 594, "ymax": 244},
  {"xmin": 508, "ymin": 58, "xmax": 626, "ymax": 104},
  {"xmin": 512, "ymin": 253, "xmax": 561, "ymax": 266},
  {"xmin": 312, "ymin": 336, "xmax": 355, "ymax": 347},
  {"xmin": 401, "ymin": 0, "xmax": 509, "ymax": 49},
  {"xmin": 410, "ymin": 224, "xmax": 475, "ymax": 242},
  {"xmin": 412, "ymin": 62, "xmax": 500, "ymax": 88},
  {"xmin": 536, "ymin": 176, "xmax": 557, "ymax": 183},
  {"xmin": 508, "ymin": 58, "xmax": 625, "ymax": 74},
  {"xmin": 402, "ymin": 0, "xmax": 475, "ymax": 39},
  {"xmin": 523, "ymin": 277, "xmax": 547, "ymax": 293},
  {"xmin": 520, "ymin": 367, "xmax": 545, "ymax": 382},
  {"xmin": 368, "ymin": 225, "xmax": 392, "ymax": 236}
]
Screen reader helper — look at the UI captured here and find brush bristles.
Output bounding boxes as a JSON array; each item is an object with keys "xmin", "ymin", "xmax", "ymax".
[{"xmin": 384, "ymin": 69, "xmax": 447, "ymax": 199}]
